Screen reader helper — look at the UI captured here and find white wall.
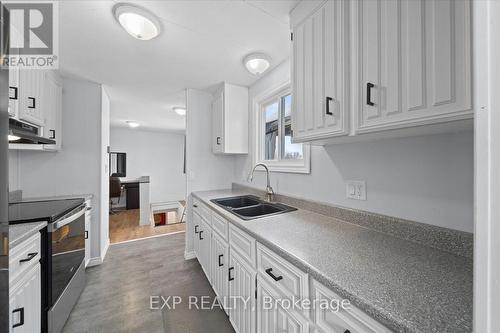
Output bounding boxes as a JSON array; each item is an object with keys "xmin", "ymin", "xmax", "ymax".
[
  {"xmin": 16, "ymin": 76, "xmax": 106, "ymax": 259},
  {"xmin": 8, "ymin": 151, "xmax": 19, "ymax": 191},
  {"xmin": 234, "ymin": 59, "xmax": 474, "ymax": 233},
  {"xmin": 100, "ymin": 87, "xmax": 110, "ymax": 258},
  {"xmin": 185, "ymin": 89, "xmax": 240, "ymax": 256},
  {"xmin": 110, "ymin": 127, "xmax": 186, "ymax": 203}
]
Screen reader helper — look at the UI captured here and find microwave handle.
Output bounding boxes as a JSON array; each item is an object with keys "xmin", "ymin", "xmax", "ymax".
[{"xmin": 49, "ymin": 205, "xmax": 86, "ymax": 231}]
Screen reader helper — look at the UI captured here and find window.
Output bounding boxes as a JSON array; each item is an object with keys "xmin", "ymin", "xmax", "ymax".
[{"xmin": 255, "ymin": 83, "xmax": 310, "ymax": 173}]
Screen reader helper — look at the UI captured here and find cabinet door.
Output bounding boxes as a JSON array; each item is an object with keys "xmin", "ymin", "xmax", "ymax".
[
  {"xmin": 42, "ymin": 71, "xmax": 62, "ymax": 150},
  {"xmin": 8, "ymin": 66, "xmax": 20, "ymax": 118},
  {"xmin": 212, "ymin": 90, "xmax": 224, "ymax": 153},
  {"xmin": 18, "ymin": 70, "xmax": 45, "ymax": 126},
  {"xmin": 211, "ymin": 232, "xmax": 229, "ymax": 311},
  {"xmin": 85, "ymin": 210, "xmax": 91, "ymax": 267},
  {"xmin": 199, "ymin": 218, "xmax": 212, "ymax": 280},
  {"xmin": 257, "ymin": 278, "xmax": 307, "ymax": 333},
  {"xmin": 292, "ymin": 0, "xmax": 349, "ymax": 142},
  {"xmin": 357, "ymin": 0, "xmax": 471, "ymax": 133},
  {"xmin": 9, "ymin": 265, "xmax": 41, "ymax": 333},
  {"xmin": 228, "ymin": 251, "xmax": 256, "ymax": 333},
  {"xmin": 193, "ymin": 212, "xmax": 202, "ymax": 259}
]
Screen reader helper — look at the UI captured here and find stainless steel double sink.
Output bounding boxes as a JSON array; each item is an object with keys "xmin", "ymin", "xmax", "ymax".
[{"xmin": 210, "ymin": 195, "xmax": 297, "ymax": 220}]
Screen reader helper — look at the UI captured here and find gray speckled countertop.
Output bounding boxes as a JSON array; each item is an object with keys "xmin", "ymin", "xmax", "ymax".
[
  {"xmin": 193, "ymin": 189, "xmax": 472, "ymax": 333},
  {"xmin": 9, "ymin": 222, "xmax": 47, "ymax": 248}
]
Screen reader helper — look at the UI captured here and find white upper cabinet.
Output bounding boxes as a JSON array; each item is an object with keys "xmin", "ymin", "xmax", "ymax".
[
  {"xmin": 291, "ymin": 0, "xmax": 349, "ymax": 142},
  {"xmin": 290, "ymin": 0, "xmax": 472, "ymax": 144},
  {"xmin": 212, "ymin": 82, "xmax": 249, "ymax": 154},
  {"xmin": 18, "ymin": 69, "xmax": 45, "ymax": 127},
  {"xmin": 356, "ymin": 0, "xmax": 471, "ymax": 134}
]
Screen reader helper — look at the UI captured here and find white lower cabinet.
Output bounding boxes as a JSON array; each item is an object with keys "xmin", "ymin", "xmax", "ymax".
[
  {"xmin": 257, "ymin": 277, "xmax": 308, "ymax": 333},
  {"xmin": 192, "ymin": 199, "xmax": 390, "ymax": 333},
  {"xmin": 9, "ymin": 232, "xmax": 42, "ymax": 333},
  {"xmin": 228, "ymin": 250, "xmax": 256, "ymax": 333},
  {"xmin": 211, "ymin": 232, "xmax": 229, "ymax": 311}
]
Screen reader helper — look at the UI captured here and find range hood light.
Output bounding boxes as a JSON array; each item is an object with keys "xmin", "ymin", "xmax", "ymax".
[{"xmin": 8, "ymin": 132, "xmax": 20, "ymax": 142}]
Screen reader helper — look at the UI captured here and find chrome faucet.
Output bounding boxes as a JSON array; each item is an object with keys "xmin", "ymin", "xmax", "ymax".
[{"xmin": 247, "ymin": 163, "xmax": 275, "ymax": 202}]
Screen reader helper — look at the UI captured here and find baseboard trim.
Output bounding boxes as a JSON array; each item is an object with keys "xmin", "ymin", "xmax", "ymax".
[
  {"xmin": 87, "ymin": 238, "xmax": 110, "ymax": 267},
  {"xmin": 111, "ymin": 230, "xmax": 186, "ymax": 246},
  {"xmin": 184, "ymin": 251, "xmax": 196, "ymax": 260}
]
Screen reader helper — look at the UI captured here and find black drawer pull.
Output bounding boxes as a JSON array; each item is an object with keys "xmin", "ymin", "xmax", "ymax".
[
  {"xmin": 194, "ymin": 225, "xmax": 199, "ymax": 234},
  {"xmin": 228, "ymin": 267, "xmax": 234, "ymax": 281},
  {"xmin": 199, "ymin": 230, "xmax": 203, "ymax": 240},
  {"xmin": 49, "ymin": 129, "xmax": 56, "ymax": 139},
  {"xmin": 193, "ymin": 204, "xmax": 198, "ymax": 208},
  {"xmin": 344, "ymin": 330, "xmax": 351, "ymax": 333},
  {"xmin": 216, "ymin": 137, "xmax": 221, "ymax": 145},
  {"xmin": 9, "ymin": 86, "xmax": 18, "ymax": 100},
  {"xmin": 265, "ymin": 268, "xmax": 283, "ymax": 282},
  {"xmin": 366, "ymin": 82, "xmax": 375, "ymax": 106},
  {"xmin": 12, "ymin": 307, "xmax": 24, "ymax": 328},
  {"xmin": 85, "ymin": 231, "xmax": 88, "ymax": 239},
  {"xmin": 19, "ymin": 252, "xmax": 37, "ymax": 263},
  {"xmin": 326, "ymin": 96, "xmax": 333, "ymax": 115},
  {"xmin": 27, "ymin": 97, "xmax": 36, "ymax": 109},
  {"xmin": 218, "ymin": 254, "xmax": 224, "ymax": 267}
]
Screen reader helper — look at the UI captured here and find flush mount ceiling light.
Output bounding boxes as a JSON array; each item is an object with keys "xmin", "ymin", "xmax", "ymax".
[
  {"xmin": 113, "ymin": 4, "xmax": 161, "ymax": 40},
  {"xmin": 243, "ymin": 53, "xmax": 271, "ymax": 75},
  {"xmin": 173, "ymin": 106, "xmax": 186, "ymax": 116},
  {"xmin": 126, "ymin": 120, "xmax": 140, "ymax": 128}
]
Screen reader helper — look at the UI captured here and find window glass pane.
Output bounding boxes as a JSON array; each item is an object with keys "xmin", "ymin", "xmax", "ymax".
[
  {"xmin": 264, "ymin": 101, "xmax": 279, "ymax": 160},
  {"xmin": 282, "ymin": 94, "xmax": 303, "ymax": 160}
]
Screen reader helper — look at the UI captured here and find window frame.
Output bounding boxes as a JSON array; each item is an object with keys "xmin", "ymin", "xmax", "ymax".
[{"xmin": 253, "ymin": 81, "xmax": 311, "ymax": 174}]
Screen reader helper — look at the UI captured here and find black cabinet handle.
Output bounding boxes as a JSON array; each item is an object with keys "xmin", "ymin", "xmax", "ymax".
[
  {"xmin": 9, "ymin": 86, "xmax": 18, "ymax": 100},
  {"xmin": 27, "ymin": 97, "xmax": 36, "ymax": 109},
  {"xmin": 12, "ymin": 307, "xmax": 24, "ymax": 328},
  {"xmin": 216, "ymin": 137, "xmax": 221, "ymax": 145},
  {"xmin": 366, "ymin": 82, "xmax": 375, "ymax": 106},
  {"xmin": 344, "ymin": 330, "xmax": 351, "ymax": 333},
  {"xmin": 194, "ymin": 225, "xmax": 199, "ymax": 234},
  {"xmin": 228, "ymin": 267, "xmax": 234, "ymax": 281},
  {"xmin": 326, "ymin": 96, "xmax": 333, "ymax": 115},
  {"xmin": 49, "ymin": 129, "xmax": 56, "ymax": 139},
  {"xmin": 218, "ymin": 254, "xmax": 224, "ymax": 267},
  {"xmin": 19, "ymin": 252, "xmax": 37, "ymax": 263},
  {"xmin": 193, "ymin": 204, "xmax": 198, "ymax": 208},
  {"xmin": 85, "ymin": 231, "xmax": 88, "ymax": 239},
  {"xmin": 265, "ymin": 268, "xmax": 283, "ymax": 282},
  {"xmin": 199, "ymin": 230, "xmax": 203, "ymax": 240}
]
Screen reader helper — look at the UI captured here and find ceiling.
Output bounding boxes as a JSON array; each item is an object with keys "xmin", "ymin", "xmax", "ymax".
[{"xmin": 59, "ymin": 0, "xmax": 299, "ymax": 132}]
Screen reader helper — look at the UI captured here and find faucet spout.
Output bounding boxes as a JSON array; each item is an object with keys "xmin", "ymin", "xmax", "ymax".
[{"xmin": 247, "ymin": 163, "xmax": 274, "ymax": 202}]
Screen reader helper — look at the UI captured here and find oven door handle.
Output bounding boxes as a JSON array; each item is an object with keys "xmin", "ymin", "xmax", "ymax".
[{"xmin": 50, "ymin": 205, "xmax": 86, "ymax": 231}]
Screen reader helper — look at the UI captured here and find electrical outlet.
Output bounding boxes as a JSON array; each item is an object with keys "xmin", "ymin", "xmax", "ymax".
[{"xmin": 346, "ymin": 180, "xmax": 366, "ymax": 201}]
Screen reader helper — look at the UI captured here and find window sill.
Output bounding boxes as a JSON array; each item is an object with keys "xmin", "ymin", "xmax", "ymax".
[{"xmin": 254, "ymin": 161, "xmax": 311, "ymax": 174}]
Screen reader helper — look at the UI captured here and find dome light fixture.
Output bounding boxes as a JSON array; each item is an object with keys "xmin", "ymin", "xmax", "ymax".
[
  {"xmin": 126, "ymin": 120, "xmax": 140, "ymax": 128},
  {"xmin": 243, "ymin": 53, "xmax": 271, "ymax": 75},
  {"xmin": 113, "ymin": 4, "xmax": 161, "ymax": 40},
  {"xmin": 173, "ymin": 106, "xmax": 186, "ymax": 116}
]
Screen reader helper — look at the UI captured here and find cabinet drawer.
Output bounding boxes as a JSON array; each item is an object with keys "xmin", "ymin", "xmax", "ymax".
[
  {"xmin": 193, "ymin": 199, "xmax": 211, "ymax": 222},
  {"xmin": 257, "ymin": 243, "xmax": 309, "ymax": 302},
  {"xmin": 311, "ymin": 279, "xmax": 392, "ymax": 333},
  {"xmin": 211, "ymin": 213, "xmax": 228, "ymax": 241},
  {"xmin": 228, "ymin": 224, "xmax": 256, "ymax": 267},
  {"xmin": 9, "ymin": 232, "xmax": 41, "ymax": 284}
]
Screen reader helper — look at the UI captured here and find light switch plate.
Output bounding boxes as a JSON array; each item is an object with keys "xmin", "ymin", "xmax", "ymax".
[{"xmin": 346, "ymin": 180, "xmax": 366, "ymax": 200}]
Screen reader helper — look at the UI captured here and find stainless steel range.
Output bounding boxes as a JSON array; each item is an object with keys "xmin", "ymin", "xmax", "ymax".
[{"xmin": 9, "ymin": 198, "xmax": 87, "ymax": 333}]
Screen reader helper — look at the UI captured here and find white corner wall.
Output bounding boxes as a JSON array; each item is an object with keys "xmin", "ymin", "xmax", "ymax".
[
  {"xmin": 110, "ymin": 127, "xmax": 186, "ymax": 203},
  {"xmin": 235, "ymin": 59, "xmax": 474, "ymax": 233},
  {"xmin": 17, "ymin": 76, "xmax": 106, "ymax": 259}
]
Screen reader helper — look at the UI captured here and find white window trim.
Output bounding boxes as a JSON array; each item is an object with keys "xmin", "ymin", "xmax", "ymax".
[{"xmin": 252, "ymin": 80, "xmax": 311, "ymax": 174}]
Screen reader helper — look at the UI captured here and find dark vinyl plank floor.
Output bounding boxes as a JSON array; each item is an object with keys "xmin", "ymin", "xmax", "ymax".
[{"xmin": 62, "ymin": 233, "xmax": 234, "ymax": 333}]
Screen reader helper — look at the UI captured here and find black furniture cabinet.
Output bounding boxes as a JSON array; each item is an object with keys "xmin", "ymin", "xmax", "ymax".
[{"xmin": 124, "ymin": 182, "xmax": 139, "ymax": 210}]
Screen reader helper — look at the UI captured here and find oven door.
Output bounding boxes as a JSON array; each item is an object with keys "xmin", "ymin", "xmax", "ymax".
[{"xmin": 49, "ymin": 204, "xmax": 86, "ymax": 307}]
